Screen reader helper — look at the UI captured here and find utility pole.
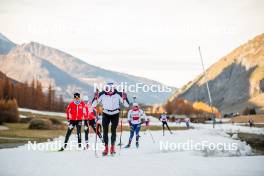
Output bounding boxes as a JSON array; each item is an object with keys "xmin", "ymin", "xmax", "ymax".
[{"xmin": 198, "ymin": 46, "xmax": 215, "ymax": 128}]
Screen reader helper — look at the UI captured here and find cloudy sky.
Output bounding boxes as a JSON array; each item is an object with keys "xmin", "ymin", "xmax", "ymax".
[{"xmin": 0, "ymin": 0, "xmax": 264, "ymax": 87}]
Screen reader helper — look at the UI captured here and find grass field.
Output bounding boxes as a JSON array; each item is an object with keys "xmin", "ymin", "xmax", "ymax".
[
  {"xmin": 0, "ymin": 122, "xmax": 190, "ymax": 147},
  {"xmin": 231, "ymin": 115, "xmax": 264, "ymax": 123},
  {"xmin": 0, "ymin": 110, "xmax": 190, "ymax": 148},
  {"xmin": 0, "ymin": 123, "xmax": 66, "ymax": 143}
]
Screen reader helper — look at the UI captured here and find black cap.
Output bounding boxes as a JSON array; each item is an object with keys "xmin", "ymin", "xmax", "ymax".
[{"xmin": 74, "ymin": 92, "xmax": 80, "ymax": 98}]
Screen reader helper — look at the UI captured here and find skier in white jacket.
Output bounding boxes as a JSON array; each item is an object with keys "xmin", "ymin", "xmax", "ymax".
[
  {"xmin": 160, "ymin": 112, "xmax": 172, "ymax": 136},
  {"xmin": 125, "ymin": 103, "xmax": 146, "ymax": 148},
  {"xmin": 92, "ymin": 81, "xmax": 129, "ymax": 155}
]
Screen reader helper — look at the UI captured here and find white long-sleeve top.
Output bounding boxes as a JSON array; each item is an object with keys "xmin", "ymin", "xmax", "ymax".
[
  {"xmin": 92, "ymin": 90, "xmax": 129, "ymax": 115},
  {"xmin": 160, "ymin": 114, "xmax": 168, "ymax": 122},
  {"xmin": 127, "ymin": 108, "xmax": 146, "ymax": 125}
]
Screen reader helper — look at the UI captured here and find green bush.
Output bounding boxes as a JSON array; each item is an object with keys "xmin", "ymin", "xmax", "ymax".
[
  {"xmin": 19, "ymin": 117, "xmax": 33, "ymax": 123},
  {"xmin": 28, "ymin": 118, "xmax": 53, "ymax": 130},
  {"xmin": 48, "ymin": 117, "xmax": 62, "ymax": 125}
]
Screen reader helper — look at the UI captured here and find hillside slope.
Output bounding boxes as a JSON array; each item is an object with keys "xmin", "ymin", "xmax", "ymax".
[
  {"xmin": 169, "ymin": 33, "xmax": 264, "ymax": 114},
  {"xmin": 0, "ymin": 46, "xmax": 93, "ymax": 97}
]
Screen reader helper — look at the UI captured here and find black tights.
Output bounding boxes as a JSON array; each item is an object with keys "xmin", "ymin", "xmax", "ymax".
[
  {"xmin": 83, "ymin": 120, "xmax": 102, "ymax": 143},
  {"xmin": 63, "ymin": 120, "xmax": 82, "ymax": 148},
  {"xmin": 162, "ymin": 121, "xmax": 172, "ymax": 135},
  {"xmin": 102, "ymin": 113, "xmax": 119, "ymax": 145}
]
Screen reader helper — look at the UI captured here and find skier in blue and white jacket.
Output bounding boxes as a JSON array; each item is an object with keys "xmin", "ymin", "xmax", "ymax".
[
  {"xmin": 125, "ymin": 103, "xmax": 146, "ymax": 148},
  {"xmin": 92, "ymin": 81, "xmax": 130, "ymax": 155}
]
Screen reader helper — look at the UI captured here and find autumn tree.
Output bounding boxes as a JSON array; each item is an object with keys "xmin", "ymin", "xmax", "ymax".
[
  {"xmin": 164, "ymin": 100, "xmax": 174, "ymax": 114},
  {"xmin": 47, "ymin": 84, "xmax": 55, "ymax": 111},
  {"xmin": 0, "ymin": 99, "xmax": 19, "ymax": 124},
  {"xmin": 0, "ymin": 79, "xmax": 3, "ymax": 98},
  {"xmin": 35, "ymin": 80, "xmax": 44, "ymax": 110},
  {"xmin": 0, "ymin": 72, "xmax": 65, "ymax": 112}
]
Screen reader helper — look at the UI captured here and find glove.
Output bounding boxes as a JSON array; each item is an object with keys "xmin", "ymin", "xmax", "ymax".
[
  {"xmin": 94, "ymin": 91, "xmax": 99, "ymax": 100},
  {"xmin": 140, "ymin": 118, "xmax": 146, "ymax": 124},
  {"xmin": 67, "ymin": 120, "xmax": 70, "ymax": 126},
  {"xmin": 68, "ymin": 123, "xmax": 74, "ymax": 130},
  {"xmin": 122, "ymin": 92, "xmax": 127, "ymax": 100},
  {"xmin": 146, "ymin": 120, "xmax": 149, "ymax": 126}
]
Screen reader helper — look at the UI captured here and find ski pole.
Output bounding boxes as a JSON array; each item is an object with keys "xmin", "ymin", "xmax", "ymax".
[
  {"xmin": 167, "ymin": 122, "xmax": 173, "ymax": 134},
  {"xmin": 147, "ymin": 128, "xmax": 155, "ymax": 143},
  {"xmin": 119, "ymin": 106, "xmax": 124, "ymax": 155},
  {"xmin": 119, "ymin": 90, "xmax": 126, "ymax": 155},
  {"xmin": 94, "ymin": 108, "xmax": 99, "ymax": 157},
  {"xmin": 143, "ymin": 119, "xmax": 155, "ymax": 143},
  {"xmin": 94, "ymin": 89, "xmax": 99, "ymax": 157},
  {"xmin": 95, "ymin": 120, "xmax": 98, "ymax": 157},
  {"xmin": 120, "ymin": 117, "xmax": 123, "ymax": 145},
  {"xmin": 163, "ymin": 122, "xmax": 165, "ymax": 136}
]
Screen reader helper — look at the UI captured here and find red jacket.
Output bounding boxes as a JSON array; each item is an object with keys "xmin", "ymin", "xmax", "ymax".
[
  {"xmin": 66, "ymin": 101, "xmax": 85, "ymax": 121},
  {"xmin": 83, "ymin": 102, "xmax": 97, "ymax": 120}
]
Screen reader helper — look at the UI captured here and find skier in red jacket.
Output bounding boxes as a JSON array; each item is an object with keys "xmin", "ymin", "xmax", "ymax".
[
  {"xmin": 59, "ymin": 92, "xmax": 85, "ymax": 151},
  {"xmin": 83, "ymin": 96, "xmax": 103, "ymax": 149}
]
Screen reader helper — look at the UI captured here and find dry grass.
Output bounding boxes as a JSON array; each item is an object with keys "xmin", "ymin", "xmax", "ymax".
[
  {"xmin": 117, "ymin": 125, "xmax": 190, "ymax": 132},
  {"xmin": 230, "ymin": 114, "xmax": 264, "ymax": 123},
  {"xmin": 0, "ymin": 122, "xmax": 190, "ymax": 144},
  {"xmin": 0, "ymin": 123, "xmax": 66, "ymax": 143}
]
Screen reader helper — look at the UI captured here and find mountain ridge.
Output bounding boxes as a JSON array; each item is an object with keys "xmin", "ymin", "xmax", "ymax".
[
  {"xmin": 169, "ymin": 33, "xmax": 264, "ymax": 114},
  {"xmin": 0, "ymin": 33, "xmax": 175, "ymax": 104},
  {"xmin": 0, "ymin": 33, "xmax": 16, "ymax": 54}
]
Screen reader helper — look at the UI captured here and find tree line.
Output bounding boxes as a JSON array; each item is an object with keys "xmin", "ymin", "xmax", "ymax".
[
  {"xmin": 164, "ymin": 98, "xmax": 221, "ymax": 118},
  {"xmin": 0, "ymin": 71, "xmax": 65, "ymax": 112}
]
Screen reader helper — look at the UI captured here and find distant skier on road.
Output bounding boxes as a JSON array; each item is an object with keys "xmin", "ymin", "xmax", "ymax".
[
  {"xmin": 83, "ymin": 95, "xmax": 103, "ymax": 149},
  {"xmin": 145, "ymin": 115, "xmax": 150, "ymax": 126},
  {"xmin": 160, "ymin": 112, "xmax": 172, "ymax": 136},
  {"xmin": 92, "ymin": 81, "xmax": 130, "ymax": 156},
  {"xmin": 59, "ymin": 92, "xmax": 85, "ymax": 151},
  {"xmin": 185, "ymin": 118, "xmax": 190, "ymax": 128},
  {"xmin": 125, "ymin": 103, "xmax": 146, "ymax": 148},
  {"xmin": 248, "ymin": 118, "xmax": 254, "ymax": 127}
]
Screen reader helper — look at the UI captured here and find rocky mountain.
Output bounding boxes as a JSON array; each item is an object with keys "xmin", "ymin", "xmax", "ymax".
[
  {"xmin": 0, "ymin": 34, "xmax": 174, "ymax": 104},
  {"xmin": 0, "ymin": 46, "xmax": 93, "ymax": 94},
  {"xmin": 169, "ymin": 33, "xmax": 264, "ymax": 114},
  {"xmin": 0, "ymin": 33, "xmax": 16, "ymax": 54}
]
